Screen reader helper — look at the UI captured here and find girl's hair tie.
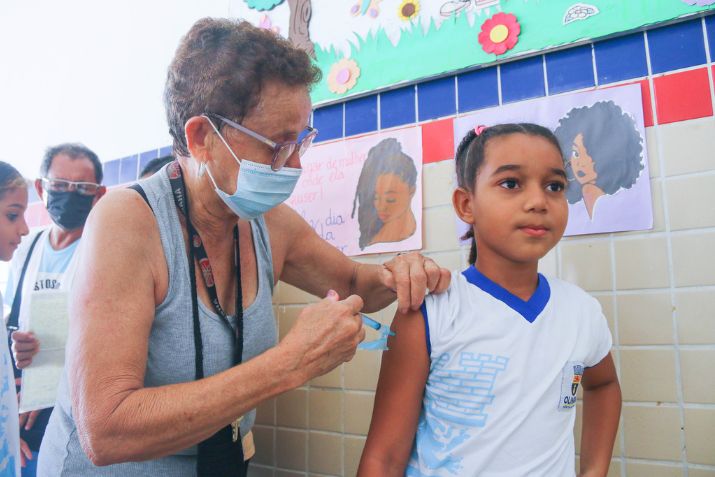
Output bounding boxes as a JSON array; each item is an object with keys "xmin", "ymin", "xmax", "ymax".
[{"xmin": 474, "ymin": 125, "xmax": 487, "ymax": 135}]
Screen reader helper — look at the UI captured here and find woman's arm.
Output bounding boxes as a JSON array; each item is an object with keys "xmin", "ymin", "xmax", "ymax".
[
  {"xmin": 357, "ymin": 307, "xmax": 430, "ymax": 476},
  {"xmin": 579, "ymin": 353, "xmax": 621, "ymax": 477},
  {"xmin": 268, "ymin": 204, "xmax": 450, "ymax": 314},
  {"xmin": 69, "ymin": 190, "xmax": 365, "ymax": 466}
]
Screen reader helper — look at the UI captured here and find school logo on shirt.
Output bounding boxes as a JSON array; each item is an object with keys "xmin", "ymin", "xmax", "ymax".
[
  {"xmin": 571, "ymin": 364, "xmax": 583, "ymax": 395},
  {"xmin": 558, "ymin": 362, "xmax": 584, "ymax": 411}
]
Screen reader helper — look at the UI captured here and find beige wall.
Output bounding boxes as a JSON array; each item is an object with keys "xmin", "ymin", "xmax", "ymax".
[{"xmin": 249, "ymin": 116, "xmax": 715, "ymax": 477}]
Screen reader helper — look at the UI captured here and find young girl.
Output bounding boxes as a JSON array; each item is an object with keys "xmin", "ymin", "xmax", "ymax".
[
  {"xmin": 0, "ymin": 161, "xmax": 30, "ymax": 476},
  {"xmin": 358, "ymin": 124, "xmax": 621, "ymax": 477}
]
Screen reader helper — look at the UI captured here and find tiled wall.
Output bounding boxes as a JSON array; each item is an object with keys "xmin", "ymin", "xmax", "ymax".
[{"xmin": 253, "ymin": 16, "xmax": 715, "ymax": 477}]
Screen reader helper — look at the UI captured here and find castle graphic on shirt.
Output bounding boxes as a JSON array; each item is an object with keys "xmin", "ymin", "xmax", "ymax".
[{"xmin": 407, "ymin": 352, "xmax": 509, "ymax": 476}]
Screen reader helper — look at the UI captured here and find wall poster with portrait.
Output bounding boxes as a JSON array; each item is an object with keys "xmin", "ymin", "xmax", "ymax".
[
  {"xmin": 287, "ymin": 126, "xmax": 423, "ymax": 256},
  {"xmin": 453, "ymin": 83, "xmax": 652, "ymax": 237}
]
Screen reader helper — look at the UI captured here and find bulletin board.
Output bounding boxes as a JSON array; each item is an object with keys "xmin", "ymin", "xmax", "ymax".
[{"xmin": 230, "ymin": 0, "xmax": 715, "ymax": 103}]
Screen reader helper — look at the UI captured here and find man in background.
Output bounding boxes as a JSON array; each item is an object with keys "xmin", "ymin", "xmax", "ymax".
[{"xmin": 6, "ymin": 144, "xmax": 105, "ymax": 476}]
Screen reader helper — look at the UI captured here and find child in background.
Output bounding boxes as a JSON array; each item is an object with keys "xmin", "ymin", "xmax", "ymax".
[
  {"xmin": 358, "ymin": 124, "xmax": 621, "ymax": 477},
  {"xmin": 0, "ymin": 161, "xmax": 31, "ymax": 476}
]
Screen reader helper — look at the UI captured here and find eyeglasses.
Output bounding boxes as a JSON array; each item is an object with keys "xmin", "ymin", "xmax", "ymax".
[
  {"xmin": 41, "ymin": 178, "xmax": 100, "ymax": 196},
  {"xmin": 206, "ymin": 113, "xmax": 318, "ymax": 171}
]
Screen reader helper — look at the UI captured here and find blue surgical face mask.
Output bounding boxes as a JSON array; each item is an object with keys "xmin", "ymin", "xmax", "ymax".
[{"xmin": 204, "ymin": 120, "xmax": 302, "ymax": 220}]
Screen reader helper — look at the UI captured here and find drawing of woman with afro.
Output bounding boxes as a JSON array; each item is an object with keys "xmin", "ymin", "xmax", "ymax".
[
  {"xmin": 554, "ymin": 101, "xmax": 644, "ymax": 219},
  {"xmin": 351, "ymin": 138, "xmax": 418, "ymax": 250}
]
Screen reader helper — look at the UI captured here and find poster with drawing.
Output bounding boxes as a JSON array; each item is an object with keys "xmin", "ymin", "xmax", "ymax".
[
  {"xmin": 453, "ymin": 83, "xmax": 652, "ymax": 237},
  {"xmin": 287, "ymin": 126, "xmax": 422, "ymax": 256}
]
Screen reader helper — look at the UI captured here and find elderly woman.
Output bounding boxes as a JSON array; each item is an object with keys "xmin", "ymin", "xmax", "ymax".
[{"xmin": 37, "ymin": 18, "xmax": 449, "ymax": 476}]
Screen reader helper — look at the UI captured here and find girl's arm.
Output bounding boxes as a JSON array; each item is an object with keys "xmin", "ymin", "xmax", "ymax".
[
  {"xmin": 579, "ymin": 353, "xmax": 621, "ymax": 477},
  {"xmin": 358, "ymin": 307, "xmax": 430, "ymax": 476}
]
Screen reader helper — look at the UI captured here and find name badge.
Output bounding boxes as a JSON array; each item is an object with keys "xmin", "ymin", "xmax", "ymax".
[
  {"xmin": 558, "ymin": 362, "xmax": 583, "ymax": 411},
  {"xmin": 231, "ymin": 415, "xmax": 244, "ymax": 443}
]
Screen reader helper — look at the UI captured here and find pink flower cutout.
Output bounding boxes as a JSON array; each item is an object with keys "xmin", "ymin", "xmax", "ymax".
[{"xmin": 478, "ymin": 12, "xmax": 521, "ymax": 55}]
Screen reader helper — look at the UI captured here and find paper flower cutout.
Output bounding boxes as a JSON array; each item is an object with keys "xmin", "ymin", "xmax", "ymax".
[
  {"xmin": 244, "ymin": 0, "xmax": 284, "ymax": 11},
  {"xmin": 681, "ymin": 0, "xmax": 715, "ymax": 5},
  {"xmin": 351, "ymin": 0, "xmax": 382, "ymax": 18},
  {"xmin": 478, "ymin": 12, "xmax": 520, "ymax": 55},
  {"xmin": 327, "ymin": 59, "xmax": 360, "ymax": 94},
  {"xmin": 398, "ymin": 0, "xmax": 420, "ymax": 20},
  {"xmin": 563, "ymin": 3, "xmax": 600, "ymax": 24}
]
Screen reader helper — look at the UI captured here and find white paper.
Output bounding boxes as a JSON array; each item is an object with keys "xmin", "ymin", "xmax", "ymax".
[{"xmin": 19, "ymin": 291, "xmax": 68, "ymax": 413}]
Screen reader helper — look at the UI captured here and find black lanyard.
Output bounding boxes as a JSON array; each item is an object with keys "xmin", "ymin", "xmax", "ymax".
[
  {"xmin": 168, "ymin": 163, "xmax": 244, "ymax": 376},
  {"xmin": 168, "ymin": 162, "xmax": 246, "ymax": 476}
]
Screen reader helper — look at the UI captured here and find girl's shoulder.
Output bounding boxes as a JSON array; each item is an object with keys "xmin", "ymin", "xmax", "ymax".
[
  {"xmin": 421, "ymin": 270, "xmax": 490, "ymax": 335},
  {"xmin": 542, "ymin": 275, "xmax": 601, "ymax": 310},
  {"xmin": 542, "ymin": 275, "xmax": 607, "ymax": 333}
]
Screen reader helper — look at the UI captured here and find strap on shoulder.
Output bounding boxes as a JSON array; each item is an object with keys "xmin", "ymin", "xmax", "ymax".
[
  {"xmin": 129, "ymin": 183, "xmax": 154, "ymax": 214},
  {"xmin": 7, "ymin": 232, "xmax": 43, "ymax": 330}
]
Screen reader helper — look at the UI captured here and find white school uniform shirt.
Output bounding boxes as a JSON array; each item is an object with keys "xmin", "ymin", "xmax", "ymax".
[
  {"xmin": 0, "ymin": 289, "xmax": 21, "ymax": 477},
  {"xmin": 407, "ymin": 267, "xmax": 612, "ymax": 477}
]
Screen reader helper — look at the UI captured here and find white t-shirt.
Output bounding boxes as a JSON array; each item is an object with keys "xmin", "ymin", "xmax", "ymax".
[
  {"xmin": 407, "ymin": 267, "xmax": 612, "ymax": 477},
  {"xmin": 0, "ymin": 289, "xmax": 21, "ymax": 476}
]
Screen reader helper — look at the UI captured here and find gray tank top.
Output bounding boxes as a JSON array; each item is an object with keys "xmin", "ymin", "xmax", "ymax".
[{"xmin": 38, "ymin": 166, "xmax": 278, "ymax": 476}]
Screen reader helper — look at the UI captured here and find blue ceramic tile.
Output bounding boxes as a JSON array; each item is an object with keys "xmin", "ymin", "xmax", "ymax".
[
  {"xmin": 380, "ymin": 86, "xmax": 416, "ymax": 129},
  {"xmin": 546, "ymin": 44, "xmax": 595, "ymax": 94},
  {"xmin": 706, "ymin": 15, "xmax": 715, "ymax": 55},
  {"xmin": 418, "ymin": 76, "xmax": 456, "ymax": 121},
  {"xmin": 119, "ymin": 155, "xmax": 138, "ymax": 184},
  {"xmin": 457, "ymin": 67, "xmax": 499, "ymax": 113},
  {"xmin": 159, "ymin": 145, "xmax": 173, "ymax": 158},
  {"xmin": 345, "ymin": 95, "xmax": 378, "ymax": 136},
  {"xmin": 500, "ymin": 56, "xmax": 545, "ymax": 103},
  {"xmin": 103, "ymin": 159, "xmax": 120, "ymax": 186},
  {"xmin": 138, "ymin": 149, "xmax": 158, "ymax": 178},
  {"xmin": 139, "ymin": 149, "xmax": 158, "ymax": 163},
  {"xmin": 594, "ymin": 33, "xmax": 648, "ymax": 84},
  {"xmin": 313, "ymin": 103, "xmax": 343, "ymax": 142},
  {"xmin": 648, "ymin": 18, "xmax": 706, "ymax": 74},
  {"xmin": 139, "ymin": 156, "xmax": 153, "ymax": 176}
]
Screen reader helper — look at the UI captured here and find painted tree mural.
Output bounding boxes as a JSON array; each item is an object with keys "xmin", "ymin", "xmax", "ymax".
[{"xmin": 245, "ymin": 0, "xmax": 315, "ymax": 58}]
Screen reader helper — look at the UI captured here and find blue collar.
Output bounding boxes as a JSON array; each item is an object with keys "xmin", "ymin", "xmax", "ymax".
[{"xmin": 461, "ymin": 266, "xmax": 550, "ymax": 323}]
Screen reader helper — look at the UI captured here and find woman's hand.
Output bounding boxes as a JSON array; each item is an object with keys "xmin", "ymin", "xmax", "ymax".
[
  {"xmin": 381, "ymin": 252, "xmax": 451, "ymax": 314},
  {"xmin": 279, "ymin": 290, "xmax": 365, "ymax": 383}
]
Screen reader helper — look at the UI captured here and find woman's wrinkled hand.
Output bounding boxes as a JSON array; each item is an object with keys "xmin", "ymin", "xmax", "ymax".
[{"xmin": 380, "ymin": 252, "xmax": 450, "ymax": 314}]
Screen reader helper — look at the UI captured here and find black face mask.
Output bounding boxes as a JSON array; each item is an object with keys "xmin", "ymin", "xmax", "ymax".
[{"xmin": 46, "ymin": 191, "xmax": 94, "ymax": 230}]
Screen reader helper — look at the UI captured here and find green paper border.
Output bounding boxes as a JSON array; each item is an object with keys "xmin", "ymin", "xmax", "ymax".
[{"xmin": 311, "ymin": 0, "xmax": 715, "ymax": 105}]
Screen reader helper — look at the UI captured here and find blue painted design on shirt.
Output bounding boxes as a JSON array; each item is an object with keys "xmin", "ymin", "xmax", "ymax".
[
  {"xmin": 462, "ymin": 265, "xmax": 550, "ymax": 323},
  {"xmin": 427, "ymin": 352, "xmax": 509, "ymax": 427},
  {"xmin": 409, "ymin": 352, "xmax": 509, "ymax": 475},
  {"xmin": 0, "ymin": 350, "xmax": 17, "ymax": 476}
]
